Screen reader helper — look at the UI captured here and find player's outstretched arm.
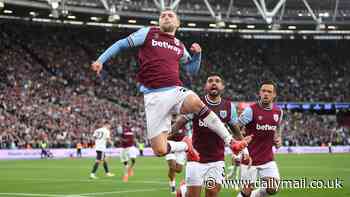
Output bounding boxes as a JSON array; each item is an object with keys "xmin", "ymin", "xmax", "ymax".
[
  {"xmin": 228, "ymin": 102, "xmax": 244, "ymax": 140},
  {"xmin": 91, "ymin": 38, "xmax": 130, "ymax": 75},
  {"xmin": 274, "ymin": 126, "xmax": 282, "ymax": 148},
  {"xmin": 229, "ymin": 124, "xmax": 244, "ymax": 140},
  {"xmin": 181, "ymin": 43, "xmax": 202, "ymax": 76},
  {"xmin": 91, "ymin": 27, "xmax": 150, "ymax": 75}
]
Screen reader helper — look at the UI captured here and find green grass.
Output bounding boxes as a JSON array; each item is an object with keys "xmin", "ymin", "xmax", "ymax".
[{"xmin": 0, "ymin": 154, "xmax": 349, "ymax": 197}]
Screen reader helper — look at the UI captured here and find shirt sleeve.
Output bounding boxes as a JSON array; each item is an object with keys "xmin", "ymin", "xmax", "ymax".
[
  {"xmin": 96, "ymin": 27, "xmax": 150, "ymax": 64},
  {"xmin": 184, "ymin": 113, "xmax": 194, "ymax": 121},
  {"xmin": 228, "ymin": 102, "xmax": 239, "ymax": 125},
  {"xmin": 106, "ymin": 129, "xmax": 111, "ymax": 139},
  {"xmin": 279, "ymin": 109, "xmax": 284, "ymax": 125},
  {"xmin": 180, "ymin": 47, "xmax": 191, "ymax": 64},
  {"xmin": 127, "ymin": 27, "xmax": 150, "ymax": 47},
  {"xmin": 92, "ymin": 130, "xmax": 97, "ymax": 138},
  {"xmin": 238, "ymin": 106, "xmax": 253, "ymax": 126}
]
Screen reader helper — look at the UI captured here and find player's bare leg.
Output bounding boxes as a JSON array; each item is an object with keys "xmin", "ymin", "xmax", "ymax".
[
  {"xmin": 102, "ymin": 157, "xmax": 114, "ymax": 177},
  {"xmin": 167, "ymin": 160, "xmax": 183, "ymax": 193},
  {"xmin": 90, "ymin": 160, "xmax": 102, "ymax": 179},
  {"xmin": 150, "ymin": 132, "xmax": 198, "ymax": 161},
  {"xmin": 127, "ymin": 158, "xmax": 136, "ymax": 176},
  {"xmin": 180, "ymin": 94, "xmax": 251, "ymax": 153},
  {"xmin": 150, "ymin": 132, "xmax": 169, "ymax": 156},
  {"xmin": 250, "ymin": 177, "xmax": 279, "ymax": 197},
  {"xmin": 238, "ymin": 184, "xmax": 254, "ymax": 197},
  {"xmin": 122, "ymin": 161, "xmax": 129, "ymax": 182},
  {"xmin": 205, "ymin": 184, "xmax": 221, "ymax": 197},
  {"xmin": 187, "ymin": 186, "xmax": 201, "ymax": 197}
]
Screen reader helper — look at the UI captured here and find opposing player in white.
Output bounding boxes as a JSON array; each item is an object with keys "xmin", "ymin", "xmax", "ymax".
[{"xmin": 90, "ymin": 122, "xmax": 115, "ymax": 179}]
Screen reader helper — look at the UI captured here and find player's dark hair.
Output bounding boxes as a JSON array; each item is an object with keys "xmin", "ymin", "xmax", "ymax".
[
  {"xmin": 206, "ymin": 72, "xmax": 224, "ymax": 83},
  {"xmin": 259, "ymin": 80, "xmax": 277, "ymax": 93}
]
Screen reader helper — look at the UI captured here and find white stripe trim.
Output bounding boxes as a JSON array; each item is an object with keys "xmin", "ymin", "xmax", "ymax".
[{"xmin": 205, "ymin": 95, "xmax": 221, "ymax": 106}]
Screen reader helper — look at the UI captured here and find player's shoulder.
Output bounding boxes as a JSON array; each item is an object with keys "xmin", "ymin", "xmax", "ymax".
[
  {"xmin": 222, "ymin": 97, "xmax": 234, "ymax": 105},
  {"xmin": 97, "ymin": 127, "xmax": 108, "ymax": 133},
  {"xmin": 272, "ymin": 103, "xmax": 282, "ymax": 113},
  {"xmin": 146, "ymin": 26, "xmax": 161, "ymax": 34},
  {"xmin": 222, "ymin": 96, "xmax": 232, "ymax": 102},
  {"xmin": 246, "ymin": 102, "xmax": 257, "ymax": 111}
]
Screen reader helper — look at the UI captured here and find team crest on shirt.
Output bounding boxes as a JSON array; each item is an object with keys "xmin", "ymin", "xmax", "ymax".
[
  {"xmin": 219, "ymin": 110, "xmax": 227, "ymax": 119},
  {"xmin": 258, "ymin": 115, "xmax": 263, "ymax": 120},
  {"xmin": 174, "ymin": 38, "xmax": 180, "ymax": 46},
  {"xmin": 273, "ymin": 114, "xmax": 279, "ymax": 122}
]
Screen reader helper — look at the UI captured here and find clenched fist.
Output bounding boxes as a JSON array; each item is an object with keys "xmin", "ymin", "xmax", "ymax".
[
  {"xmin": 190, "ymin": 43, "xmax": 202, "ymax": 54},
  {"xmin": 91, "ymin": 61, "xmax": 103, "ymax": 75}
]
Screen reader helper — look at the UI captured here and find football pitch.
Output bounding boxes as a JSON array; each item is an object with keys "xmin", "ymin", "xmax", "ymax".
[{"xmin": 0, "ymin": 154, "xmax": 349, "ymax": 197}]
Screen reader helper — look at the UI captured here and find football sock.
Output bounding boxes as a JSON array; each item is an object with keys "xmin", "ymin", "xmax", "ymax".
[
  {"xmin": 200, "ymin": 109, "xmax": 233, "ymax": 145},
  {"xmin": 124, "ymin": 164, "xmax": 129, "ymax": 176},
  {"xmin": 251, "ymin": 188, "xmax": 268, "ymax": 197},
  {"xmin": 169, "ymin": 180, "xmax": 176, "ymax": 187},
  {"xmin": 168, "ymin": 141, "xmax": 188, "ymax": 153},
  {"xmin": 103, "ymin": 162, "xmax": 109, "ymax": 173},
  {"xmin": 91, "ymin": 162, "xmax": 99, "ymax": 174}
]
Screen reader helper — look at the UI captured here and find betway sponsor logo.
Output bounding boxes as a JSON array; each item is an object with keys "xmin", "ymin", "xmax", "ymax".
[
  {"xmin": 198, "ymin": 119, "xmax": 208, "ymax": 128},
  {"xmin": 151, "ymin": 39, "xmax": 181, "ymax": 55},
  {"xmin": 256, "ymin": 124, "xmax": 277, "ymax": 131}
]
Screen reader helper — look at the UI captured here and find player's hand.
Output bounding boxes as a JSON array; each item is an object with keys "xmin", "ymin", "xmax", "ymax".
[
  {"xmin": 190, "ymin": 43, "xmax": 201, "ymax": 53},
  {"xmin": 242, "ymin": 153, "xmax": 252, "ymax": 168},
  {"xmin": 274, "ymin": 136, "xmax": 282, "ymax": 148},
  {"xmin": 91, "ymin": 61, "xmax": 103, "ymax": 75},
  {"xmin": 243, "ymin": 135, "xmax": 253, "ymax": 144}
]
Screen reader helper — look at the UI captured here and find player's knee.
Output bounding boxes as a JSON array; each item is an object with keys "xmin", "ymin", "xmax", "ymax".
[
  {"xmin": 206, "ymin": 187, "xmax": 220, "ymax": 197},
  {"xmin": 153, "ymin": 147, "xmax": 168, "ymax": 156},
  {"xmin": 174, "ymin": 165, "xmax": 183, "ymax": 173},
  {"xmin": 181, "ymin": 94, "xmax": 203, "ymax": 114},
  {"xmin": 266, "ymin": 187, "xmax": 279, "ymax": 195},
  {"xmin": 241, "ymin": 185, "xmax": 253, "ymax": 197},
  {"xmin": 168, "ymin": 164, "xmax": 176, "ymax": 172}
]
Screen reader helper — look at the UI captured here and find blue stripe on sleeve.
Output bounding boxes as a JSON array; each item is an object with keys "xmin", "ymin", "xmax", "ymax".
[
  {"xmin": 180, "ymin": 48, "xmax": 191, "ymax": 64},
  {"xmin": 128, "ymin": 27, "xmax": 150, "ymax": 47},
  {"xmin": 96, "ymin": 27, "xmax": 150, "ymax": 64},
  {"xmin": 183, "ymin": 52, "xmax": 201, "ymax": 76},
  {"xmin": 97, "ymin": 38, "xmax": 130, "ymax": 64},
  {"xmin": 238, "ymin": 106, "xmax": 253, "ymax": 126},
  {"xmin": 229, "ymin": 102, "xmax": 239, "ymax": 125}
]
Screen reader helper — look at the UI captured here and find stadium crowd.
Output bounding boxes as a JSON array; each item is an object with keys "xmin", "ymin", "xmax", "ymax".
[{"xmin": 0, "ymin": 21, "xmax": 349, "ymax": 149}]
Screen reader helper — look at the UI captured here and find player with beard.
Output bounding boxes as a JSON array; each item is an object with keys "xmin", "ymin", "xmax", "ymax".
[
  {"xmin": 237, "ymin": 80, "xmax": 283, "ymax": 197},
  {"xmin": 91, "ymin": 9, "xmax": 249, "ymax": 162},
  {"xmin": 172, "ymin": 73, "xmax": 252, "ymax": 197}
]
